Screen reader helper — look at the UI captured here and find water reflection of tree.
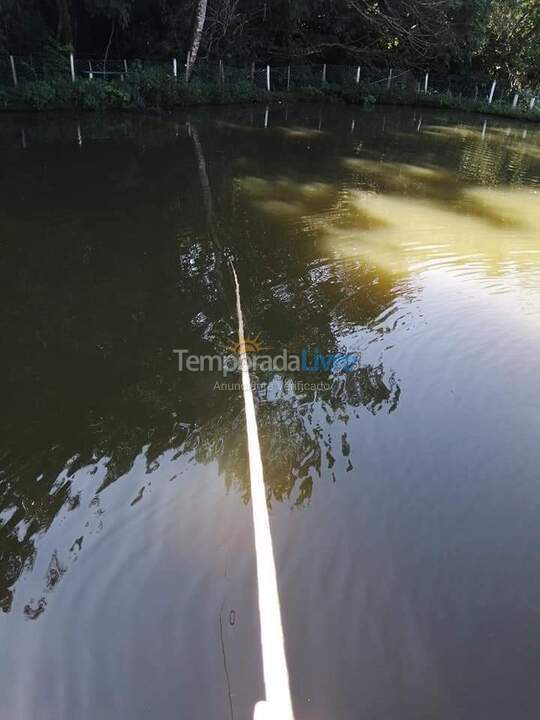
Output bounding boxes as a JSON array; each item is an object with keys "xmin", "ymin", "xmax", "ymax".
[
  {"xmin": 0, "ymin": 114, "xmax": 402, "ymax": 614},
  {"xmin": 187, "ymin": 118, "xmax": 402, "ymax": 490}
]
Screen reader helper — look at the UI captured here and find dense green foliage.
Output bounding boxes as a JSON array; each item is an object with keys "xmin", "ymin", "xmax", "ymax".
[
  {"xmin": 1, "ymin": 66, "xmax": 539, "ymax": 123},
  {"xmin": 0, "ymin": 1, "xmax": 539, "ymax": 87},
  {"xmin": 0, "ymin": 70, "xmax": 263, "ymax": 110}
]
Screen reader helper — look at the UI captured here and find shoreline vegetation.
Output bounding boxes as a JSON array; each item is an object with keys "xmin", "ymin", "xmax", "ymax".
[{"xmin": 1, "ymin": 72, "xmax": 539, "ymax": 123}]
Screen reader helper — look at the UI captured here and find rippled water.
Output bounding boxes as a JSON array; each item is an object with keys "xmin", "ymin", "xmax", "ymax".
[{"xmin": 1, "ymin": 106, "xmax": 540, "ymax": 720}]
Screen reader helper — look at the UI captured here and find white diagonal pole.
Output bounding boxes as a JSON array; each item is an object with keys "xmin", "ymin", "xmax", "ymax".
[{"xmin": 229, "ymin": 261, "xmax": 295, "ymax": 720}]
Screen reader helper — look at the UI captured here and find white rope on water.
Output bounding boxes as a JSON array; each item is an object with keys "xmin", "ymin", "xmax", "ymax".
[{"xmin": 229, "ymin": 260, "xmax": 295, "ymax": 720}]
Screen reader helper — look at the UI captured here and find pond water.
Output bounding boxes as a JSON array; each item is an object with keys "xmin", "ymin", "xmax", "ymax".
[{"xmin": 1, "ymin": 105, "xmax": 540, "ymax": 720}]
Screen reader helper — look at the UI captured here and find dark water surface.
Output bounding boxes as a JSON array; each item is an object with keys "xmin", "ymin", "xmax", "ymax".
[{"xmin": 1, "ymin": 105, "xmax": 540, "ymax": 720}]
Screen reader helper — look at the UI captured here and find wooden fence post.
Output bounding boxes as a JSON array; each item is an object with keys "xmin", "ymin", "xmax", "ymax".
[
  {"xmin": 356, "ymin": 66, "xmax": 361, "ymax": 84},
  {"xmin": 387, "ymin": 68, "xmax": 393, "ymax": 89},
  {"xmin": 287, "ymin": 65, "xmax": 291, "ymax": 91},
  {"xmin": 424, "ymin": 72, "xmax": 429, "ymax": 93},
  {"xmin": 266, "ymin": 64, "xmax": 271, "ymax": 92},
  {"xmin": 322, "ymin": 63, "xmax": 327, "ymax": 84},
  {"xmin": 9, "ymin": 55, "xmax": 18, "ymax": 87},
  {"xmin": 70, "ymin": 52, "xmax": 75, "ymax": 82},
  {"xmin": 488, "ymin": 79, "xmax": 496, "ymax": 104}
]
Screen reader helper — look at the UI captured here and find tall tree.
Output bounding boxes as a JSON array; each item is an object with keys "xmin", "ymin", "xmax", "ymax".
[
  {"xmin": 186, "ymin": 0, "xmax": 208, "ymax": 80},
  {"xmin": 55, "ymin": 0, "xmax": 73, "ymax": 46},
  {"xmin": 481, "ymin": 0, "xmax": 540, "ymax": 85},
  {"xmin": 84, "ymin": 0, "xmax": 133, "ymax": 60}
]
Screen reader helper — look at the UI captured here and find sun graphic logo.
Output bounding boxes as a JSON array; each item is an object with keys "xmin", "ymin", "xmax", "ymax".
[{"xmin": 224, "ymin": 332, "xmax": 271, "ymax": 355}]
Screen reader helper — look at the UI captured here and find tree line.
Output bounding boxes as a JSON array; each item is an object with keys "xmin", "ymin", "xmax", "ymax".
[{"xmin": 0, "ymin": 1, "xmax": 539, "ymax": 86}]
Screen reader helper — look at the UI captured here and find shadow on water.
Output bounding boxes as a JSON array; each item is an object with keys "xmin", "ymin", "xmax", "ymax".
[{"xmin": 0, "ymin": 110, "xmax": 404, "ymax": 616}]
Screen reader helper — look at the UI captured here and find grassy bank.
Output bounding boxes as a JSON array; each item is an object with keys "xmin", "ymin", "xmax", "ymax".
[{"xmin": 1, "ymin": 68, "xmax": 539, "ymax": 123}]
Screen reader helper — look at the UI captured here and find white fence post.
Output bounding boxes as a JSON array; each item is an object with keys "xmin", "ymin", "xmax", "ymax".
[
  {"xmin": 70, "ymin": 52, "xmax": 75, "ymax": 82},
  {"xmin": 173, "ymin": 58, "xmax": 177, "ymax": 78},
  {"xmin": 424, "ymin": 72, "xmax": 429, "ymax": 93},
  {"xmin": 264, "ymin": 105, "xmax": 269, "ymax": 128},
  {"xmin": 123, "ymin": 59, "xmax": 128, "ymax": 74},
  {"xmin": 266, "ymin": 64, "xmax": 271, "ymax": 92},
  {"xmin": 356, "ymin": 66, "xmax": 361, "ymax": 84},
  {"xmin": 530, "ymin": 96, "xmax": 536, "ymax": 110},
  {"xmin": 512, "ymin": 93, "xmax": 519, "ymax": 108},
  {"xmin": 488, "ymin": 79, "xmax": 496, "ymax": 104},
  {"xmin": 387, "ymin": 68, "xmax": 393, "ymax": 89},
  {"xmin": 9, "ymin": 55, "xmax": 18, "ymax": 87},
  {"xmin": 322, "ymin": 63, "xmax": 327, "ymax": 84},
  {"xmin": 287, "ymin": 65, "xmax": 291, "ymax": 91},
  {"xmin": 88, "ymin": 60, "xmax": 93, "ymax": 80}
]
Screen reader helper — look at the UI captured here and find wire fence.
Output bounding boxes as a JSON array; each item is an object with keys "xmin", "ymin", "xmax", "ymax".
[{"xmin": 1, "ymin": 53, "xmax": 539, "ymax": 112}]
